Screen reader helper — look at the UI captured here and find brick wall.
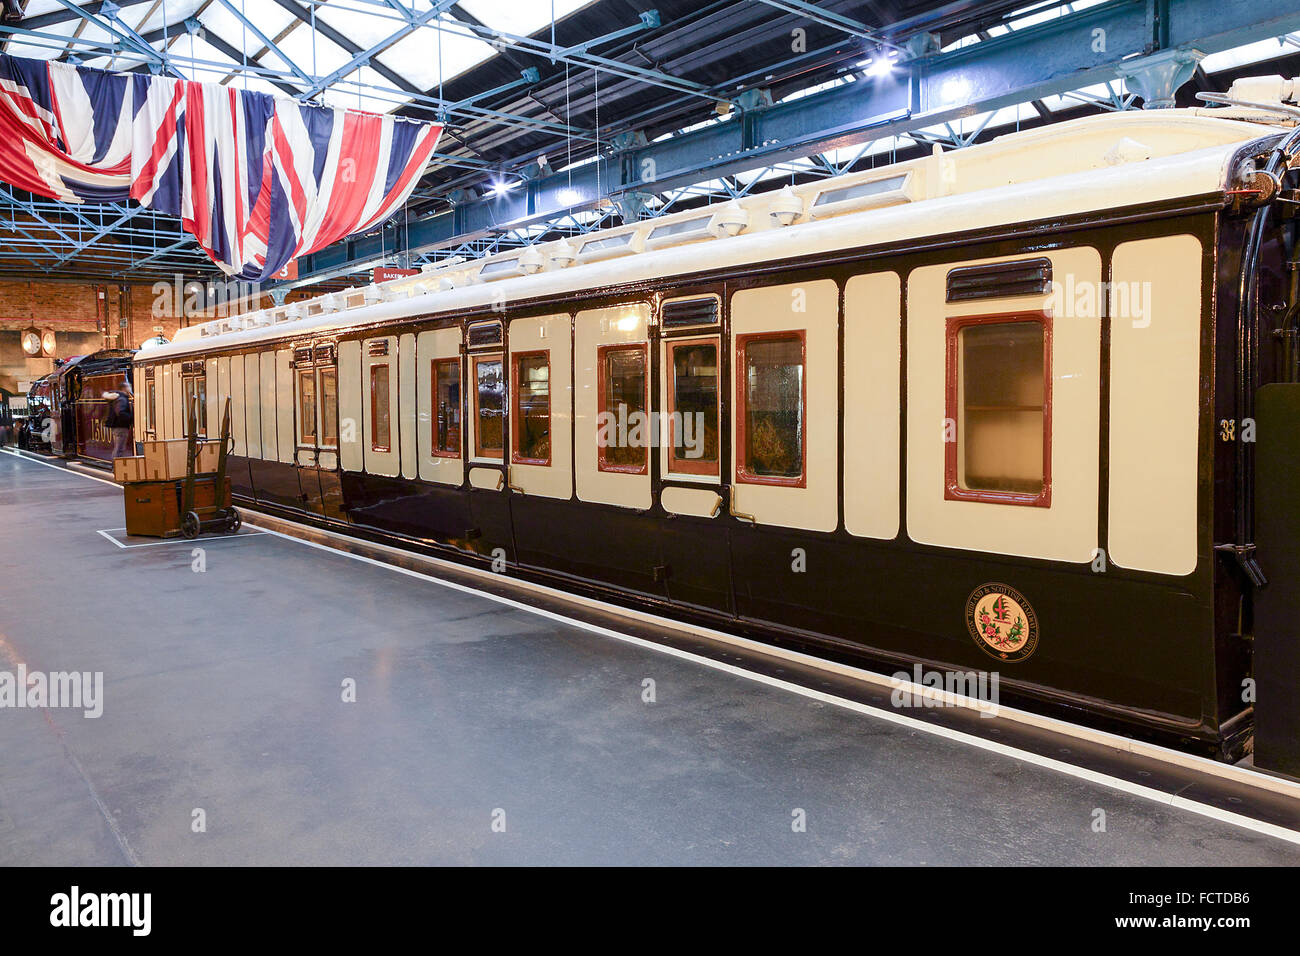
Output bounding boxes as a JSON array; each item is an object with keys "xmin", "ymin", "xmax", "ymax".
[{"xmin": 0, "ymin": 278, "xmax": 340, "ymax": 394}]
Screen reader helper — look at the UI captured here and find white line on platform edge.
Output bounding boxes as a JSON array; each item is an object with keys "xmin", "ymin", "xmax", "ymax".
[{"xmin": 7, "ymin": 446, "xmax": 1299, "ymax": 847}]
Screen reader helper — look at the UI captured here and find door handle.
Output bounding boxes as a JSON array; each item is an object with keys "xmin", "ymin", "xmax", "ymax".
[{"xmin": 729, "ymin": 484, "xmax": 756, "ymax": 525}]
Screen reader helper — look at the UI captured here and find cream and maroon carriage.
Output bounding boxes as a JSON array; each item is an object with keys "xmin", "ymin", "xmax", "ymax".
[{"xmin": 129, "ymin": 81, "xmax": 1300, "ymax": 779}]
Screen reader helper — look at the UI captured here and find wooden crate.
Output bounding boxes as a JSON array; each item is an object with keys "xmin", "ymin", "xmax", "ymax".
[
  {"xmin": 122, "ymin": 476, "xmax": 232, "ymax": 537},
  {"xmin": 123, "ymin": 480, "xmax": 180, "ymax": 537}
]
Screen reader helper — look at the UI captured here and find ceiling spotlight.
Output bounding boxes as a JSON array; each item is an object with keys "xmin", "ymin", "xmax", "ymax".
[
  {"xmin": 490, "ymin": 178, "xmax": 517, "ymax": 197},
  {"xmin": 866, "ymin": 56, "xmax": 894, "ymax": 78}
]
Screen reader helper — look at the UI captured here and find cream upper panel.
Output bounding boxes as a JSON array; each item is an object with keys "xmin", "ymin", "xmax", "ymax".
[
  {"xmin": 1108, "ymin": 235, "xmax": 1203, "ymax": 576},
  {"xmin": 906, "ymin": 247, "xmax": 1102, "ymax": 564},
  {"xmin": 844, "ymin": 272, "xmax": 901, "ymax": 540},
  {"xmin": 730, "ymin": 280, "xmax": 839, "ymax": 534}
]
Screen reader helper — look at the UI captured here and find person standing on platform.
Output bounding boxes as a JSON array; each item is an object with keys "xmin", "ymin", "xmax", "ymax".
[{"xmin": 103, "ymin": 388, "xmax": 133, "ymax": 459}]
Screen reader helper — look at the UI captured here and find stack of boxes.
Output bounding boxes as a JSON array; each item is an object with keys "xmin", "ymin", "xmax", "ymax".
[{"xmin": 112, "ymin": 439, "xmax": 221, "ymax": 483}]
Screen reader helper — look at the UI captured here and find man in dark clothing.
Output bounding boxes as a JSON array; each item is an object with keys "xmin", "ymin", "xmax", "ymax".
[{"xmin": 103, "ymin": 389, "xmax": 134, "ymax": 459}]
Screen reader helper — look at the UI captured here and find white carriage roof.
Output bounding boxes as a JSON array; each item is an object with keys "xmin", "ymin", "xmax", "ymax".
[{"xmin": 138, "ymin": 106, "xmax": 1287, "ymax": 364}]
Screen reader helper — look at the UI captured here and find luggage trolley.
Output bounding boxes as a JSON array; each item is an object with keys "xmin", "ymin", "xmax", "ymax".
[{"xmin": 180, "ymin": 396, "xmax": 241, "ymax": 539}]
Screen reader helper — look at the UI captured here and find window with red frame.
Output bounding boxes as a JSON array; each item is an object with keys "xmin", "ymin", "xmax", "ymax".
[
  {"xmin": 370, "ymin": 364, "xmax": 391, "ymax": 453},
  {"xmin": 431, "ymin": 358, "xmax": 461, "ymax": 457},
  {"xmin": 945, "ymin": 313, "xmax": 1051, "ymax": 507},
  {"xmin": 298, "ymin": 368, "xmax": 316, "ymax": 445},
  {"xmin": 319, "ymin": 367, "xmax": 338, "ymax": 447},
  {"xmin": 736, "ymin": 331, "xmax": 805, "ymax": 486},
  {"xmin": 667, "ymin": 337, "xmax": 720, "ymax": 477},
  {"xmin": 512, "ymin": 350, "xmax": 551, "ymax": 465},
  {"xmin": 473, "ymin": 354, "xmax": 504, "ymax": 459},
  {"xmin": 597, "ymin": 344, "xmax": 648, "ymax": 473}
]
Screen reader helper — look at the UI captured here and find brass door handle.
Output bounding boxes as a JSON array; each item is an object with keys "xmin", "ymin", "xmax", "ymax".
[{"xmin": 730, "ymin": 485, "xmax": 756, "ymax": 525}]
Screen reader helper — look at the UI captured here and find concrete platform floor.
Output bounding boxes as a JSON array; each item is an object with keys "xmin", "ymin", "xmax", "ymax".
[{"xmin": 1, "ymin": 449, "xmax": 1298, "ymax": 866}]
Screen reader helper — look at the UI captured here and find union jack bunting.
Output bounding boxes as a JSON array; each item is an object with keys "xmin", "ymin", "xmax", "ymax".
[{"xmin": 0, "ymin": 53, "xmax": 441, "ymax": 281}]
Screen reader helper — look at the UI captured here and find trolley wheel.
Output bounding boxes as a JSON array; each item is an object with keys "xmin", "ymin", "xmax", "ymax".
[
  {"xmin": 181, "ymin": 511, "xmax": 201, "ymax": 539},
  {"xmin": 226, "ymin": 508, "xmax": 242, "ymax": 534}
]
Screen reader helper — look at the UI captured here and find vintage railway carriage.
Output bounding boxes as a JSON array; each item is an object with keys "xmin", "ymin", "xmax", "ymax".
[
  {"xmin": 135, "ymin": 107, "xmax": 1300, "ymax": 769},
  {"xmin": 46, "ymin": 349, "xmax": 136, "ymax": 462},
  {"xmin": 20, "ymin": 374, "xmax": 54, "ymax": 451}
]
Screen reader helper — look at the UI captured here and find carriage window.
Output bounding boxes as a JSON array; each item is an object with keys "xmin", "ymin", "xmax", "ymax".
[
  {"xmin": 298, "ymin": 368, "xmax": 316, "ymax": 444},
  {"xmin": 598, "ymin": 345, "xmax": 648, "ymax": 473},
  {"xmin": 668, "ymin": 339, "xmax": 719, "ymax": 476},
  {"xmin": 195, "ymin": 376, "xmax": 207, "ymax": 434},
  {"xmin": 432, "ymin": 358, "xmax": 461, "ymax": 457},
  {"xmin": 370, "ymin": 365, "xmax": 391, "ymax": 453},
  {"xmin": 473, "ymin": 355, "xmax": 504, "ymax": 460},
  {"xmin": 947, "ymin": 315, "xmax": 1050, "ymax": 505},
  {"xmin": 146, "ymin": 380, "xmax": 156, "ymax": 435},
  {"xmin": 737, "ymin": 333, "xmax": 805, "ymax": 484},
  {"xmin": 512, "ymin": 351, "xmax": 551, "ymax": 465},
  {"xmin": 183, "ymin": 375, "xmax": 207, "ymax": 436},
  {"xmin": 320, "ymin": 367, "xmax": 338, "ymax": 448}
]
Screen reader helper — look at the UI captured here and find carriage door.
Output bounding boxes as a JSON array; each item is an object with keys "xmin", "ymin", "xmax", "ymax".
[
  {"xmin": 293, "ymin": 340, "xmax": 342, "ymax": 518},
  {"xmin": 657, "ymin": 292, "xmax": 731, "ymax": 614},
  {"xmin": 465, "ymin": 320, "xmax": 514, "ymax": 561},
  {"xmin": 1253, "ymin": 384, "xmax": 1300, "ymax": 777},
  {"xmin": 728, "ymin": 280, "xmax": 840, "ymax": 621},
  {"xmin": 573, "ymin": 302, "xmax": 664, "ymax": 596},
  {"xmin": 505, "ymin": 314, "xmax": 573, "ymax": 568}
]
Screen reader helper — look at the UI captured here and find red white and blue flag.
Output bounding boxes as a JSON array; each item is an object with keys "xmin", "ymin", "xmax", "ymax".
[{"xmin": 0, "ymin": 53, "xmax": 441, "ymax": 281}]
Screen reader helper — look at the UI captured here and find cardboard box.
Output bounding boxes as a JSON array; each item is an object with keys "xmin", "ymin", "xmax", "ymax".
[
  {"xmin": 141, "ymin": 439, "xmax": 192, "ymax": 480},
  {"xmin": 196, "ymin": 440, "xmax": 220, "ymax": 473},
  {"xmin": 113, "ymin": 456, "xmax": 145, "ymax": 483}
]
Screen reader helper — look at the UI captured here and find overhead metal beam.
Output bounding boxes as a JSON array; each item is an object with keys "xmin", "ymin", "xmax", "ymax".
[
  {"xmin": 210, "ymin": 0, "xmax": 314, "ymax": 85},
  {"xmin": 50, "ymin": 0, "xmax": 185, "ymax": 79},
  {"xmin": 20, "ymin": 0, "xmax": 156, "ymax": 30},
  {"xmin": 296, "ymin": 0, "xmax": 459, "ymax": 101},
  {"xmin": 289, "ymin": 0, "xmax": 1300, "ymax": 284},
  {"xmin": 755, "ymin": 0, "xmax": 905, "ymax": 51}
]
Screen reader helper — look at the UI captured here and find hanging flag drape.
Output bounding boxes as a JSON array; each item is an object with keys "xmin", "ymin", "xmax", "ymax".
[{"xmin": 0, "ymin": 53, "xmax": 442, "ymax": 281}]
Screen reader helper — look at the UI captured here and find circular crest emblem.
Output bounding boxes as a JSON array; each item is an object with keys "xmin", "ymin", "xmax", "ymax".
[{"xmin": 965, "ymin": 583, "xmax": 1039, "ymax": 662}]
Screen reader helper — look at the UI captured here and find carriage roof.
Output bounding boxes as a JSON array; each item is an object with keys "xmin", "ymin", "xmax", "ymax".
[{"xmin": 139, "ymin": 108, "xmax": 1289, "ymax": 364}]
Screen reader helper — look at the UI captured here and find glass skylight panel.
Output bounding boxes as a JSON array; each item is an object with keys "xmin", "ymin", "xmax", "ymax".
[
  {"xmin": 320, "ymin": 64, "xmax": 407, "ymax": 114},
  {"xmin": 183, "ymin": 35, "xmax": 247, "ymax": 84},
  {"xmin": 314, "ymin": 4, "xmax": 410, "ymax": 51},
  {"xmin": 19, "ymin": 0, "xmax": 66, "ymax": 16},
  {"xmin": 380, "ymin": 29, "xmax": 498, "ymax": 91},
  {"xmin": 3, "ymin": 16, "xmax": 77, "ymax": 59},
  {"xmin": 1201, "ymin": 38, "xmax": 1294, "ymax": 74},
  {"xmin": 457, "ymin": 0, "xmax": 599, "ymax": 36},
  {"xmin": 276, "ymin": 28, "xmax": 354, "ymax": 80},
  {"xmin": 235, "ymin": 75, "xmax": 293, "ymax": 99},
  {"xmin": 134, "ymin": 0, "xmax": 207, "ymax": 38},
  {"xmin": 197, "ymin": 3, "xmax": 296, "ymax": 61}
]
